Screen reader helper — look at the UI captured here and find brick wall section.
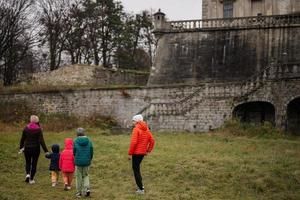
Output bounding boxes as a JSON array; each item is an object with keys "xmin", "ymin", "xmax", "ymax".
[{"xmin": 0, "ymin": 86, "xmax": 198, "ymax": 129}]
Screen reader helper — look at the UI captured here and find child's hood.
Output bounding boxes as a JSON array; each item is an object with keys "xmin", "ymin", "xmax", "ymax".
[
  {"xmin": 52, "ymin": 144, "xmax": 60, "ymax": 153},
  {"xmin": 75, "ymin": 136, "xmax": 89, "ymax": 146},
  {"xmin": 136, "ymin": 121, "xmax": 149, "ymax": 131},
  {"xmin": 64, "ymin": 138, "xmax": 74, "ymax": 150}
]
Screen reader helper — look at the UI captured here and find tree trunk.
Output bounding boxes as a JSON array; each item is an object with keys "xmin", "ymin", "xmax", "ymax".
[{"xmin": 49, "ymin": 36, "xmax": 56, "ymax": 71}]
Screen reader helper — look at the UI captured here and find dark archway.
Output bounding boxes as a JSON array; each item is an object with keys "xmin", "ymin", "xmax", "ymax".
[
  {"xmin": 233, "ymin": 101, "xmax": 275, "ymax": 124},
  {"xmin": 287, "ymin": 98, "xmax": 300, "ymax": 135}
]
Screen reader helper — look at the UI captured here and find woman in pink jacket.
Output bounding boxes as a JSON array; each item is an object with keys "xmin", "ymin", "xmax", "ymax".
[{"xmin": 59, "ymin": 138, "xmax": 75, "ymax": 190}]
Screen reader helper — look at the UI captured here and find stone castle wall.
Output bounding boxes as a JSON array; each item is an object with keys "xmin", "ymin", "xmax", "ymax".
[
  {"xmin": 0, "ymin": 86, "xmax": 195, "ymax": 129},
  {"xmin": 1, "ymin": 78, "xmax": 300, "ymax": 132},
  {"xmin": 149, "ymin": 26, "xmax": 300, "ymax": 85}
]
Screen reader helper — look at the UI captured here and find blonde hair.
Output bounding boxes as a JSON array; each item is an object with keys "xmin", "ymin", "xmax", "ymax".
[{"xmin": 30, "ymin": 115, "xmax": 39, "ymax": 123}]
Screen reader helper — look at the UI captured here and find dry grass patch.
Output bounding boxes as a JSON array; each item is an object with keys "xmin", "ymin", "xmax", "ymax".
[{"xmin": 0, "ymin": 131, "xmax": 299, "ymax": 200}]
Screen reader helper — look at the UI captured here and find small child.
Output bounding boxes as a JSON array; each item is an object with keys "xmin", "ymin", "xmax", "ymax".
[
  {"xmin": 45, "ymin": 144, "xmax": 60, "ymax": 187},
  {"xmin": 74, "ymin": 128, "xmax": 93, "ymax": 197},
  {"xmin": 59, "ymin": 138, "xmax": 75, "ymax": 191}
]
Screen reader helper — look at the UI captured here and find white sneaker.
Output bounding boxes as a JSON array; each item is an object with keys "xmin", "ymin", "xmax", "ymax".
[
  {"xmin": 75, "ymin": 192, "xmax": 81, "ymax": 198},
  {"xmin": 52, "ymin": 182, "xmax": 56, "ymax": 187},
  {"xmin": 25, "ymin": 174, "xmax": 30, "ymax": 183},
  {"xmin": 136, "ymin": 189, "xmax": 145, "ymax": 194},
  {"xmin": 29, "ymin": 179, "xmax": 35, "ymax": 184},
  {"xmin": 67, "ymin": 186, "xmax": 71, "ymax": 190}
]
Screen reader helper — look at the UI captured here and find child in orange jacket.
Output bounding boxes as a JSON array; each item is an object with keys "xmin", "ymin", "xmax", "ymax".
[{"xmin": 128, "ymin": 114, "xmax": 155, "ymax": 194}]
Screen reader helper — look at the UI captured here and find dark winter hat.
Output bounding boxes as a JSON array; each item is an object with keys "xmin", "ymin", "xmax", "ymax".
[
  {"xmin": 51, "ymin": 144, "xmax": 60, "ymax": 153},
  {"xmin": 76, "ymin": 127, "xmax": 85, "ymax": 136}
]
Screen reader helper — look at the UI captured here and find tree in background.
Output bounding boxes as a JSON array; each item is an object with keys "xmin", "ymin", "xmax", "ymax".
[
  {"xmin": 0, "ymin": 0, "xmax": 157, "ymax": 85},
  {"xmin": 0, "ymin": 0, "xmax": 35, "ymax": 86},
  {"xmin": 83, "ymin": 0, "xmax": 124, "ymax": 67},
  {"xmin": 63, "ymin": 1, "xmax": 87, "ymax": 64},
  {"xmin": 116, "ymin": 10, "xmax": 155, "ymax": 71},
  {"xmin": 37, "ymin": 0, "xmax": 73, "ymax": 71}
]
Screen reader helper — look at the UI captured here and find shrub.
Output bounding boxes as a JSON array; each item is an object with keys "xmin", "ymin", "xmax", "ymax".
[
  {"xmin": 219, "ymin": 119, "xmax": 285, "ymax": 138},
  {"xmin": 39, "ymin": 113, "xmax": 81, "ymax": 132},
  {"xmin": 0, "ymin": 101, "xmax": 121, "ymax": 132},
  {"xmin": 84, "ymin": 115, "xmax": 119, "ymax": 129},
  {"xmin": 0, "ymin": 100, "xmax": 34, "ymax": 125}
]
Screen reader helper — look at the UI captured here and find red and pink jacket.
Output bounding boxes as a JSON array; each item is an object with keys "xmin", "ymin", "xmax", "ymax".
[{"xmin": 59, "ymin": 138, "xmax": 75, "ymax": 173}]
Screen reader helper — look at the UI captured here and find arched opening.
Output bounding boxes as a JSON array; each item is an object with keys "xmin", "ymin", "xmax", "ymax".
[
  {"xmin": 287, "ymin": 97, "xmax": 300, "ymax": 135},
  {"xmin": 233, "ymin": 101, "xmax": 275, "ymax": 124}
]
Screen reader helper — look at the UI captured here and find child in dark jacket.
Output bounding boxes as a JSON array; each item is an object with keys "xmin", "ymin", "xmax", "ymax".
[{"xmin": 45, "ymin": 144, "xmax": 60, "ymax": 187}]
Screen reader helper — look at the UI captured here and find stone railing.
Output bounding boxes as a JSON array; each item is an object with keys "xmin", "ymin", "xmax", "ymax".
[
  {"xmin": 236, "ymin": 62, "xmax": 300, "ymax": 101},
  {"xmin": 138, "ymin": 86, "xmax": 206, "ymax": 119},
  {"xmin": 274, "ymin": 62, "xmax": 300, "ymax": 79},
  {"xmin": 139, "ymin": 62, "xmax": 300, "ymax": 119},
  {"xmin": 236, "ymin": 64, "xmax": 274, "ymax": 100},
  {"xmin": 139, "ymin": 82, "xmax": 247, "ymax": 120},
  {"xmin": 167, "ymin": 14, "xmax": 300, "ymax": 31}
]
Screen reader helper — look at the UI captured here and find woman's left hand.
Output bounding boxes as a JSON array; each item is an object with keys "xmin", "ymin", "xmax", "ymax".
[{"xmin": 18, "ymin": 148, "xmax": 24, "ymax": 154}]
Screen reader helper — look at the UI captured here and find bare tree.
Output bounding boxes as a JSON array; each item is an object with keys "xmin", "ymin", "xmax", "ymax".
[
  {"xmin": 0, "ymin": 0, "xmax": 35, "ymax": 86},
  {"xmin": 115, "ymin": 10, "xmax": 156, "ymax": 70},
  {"xmin": 83, "ymin": 0, "xmax": 124, "ymax": 67},
  {"xmin": 37, "ymin": 0, "xmax": 72, "ymax": 71},
  {"xmin": 63, "ymin": 1, "xmax": 86, "ymax": 64},
  {"xmin": 140, "ymin": 10, "xmax": 157, "ymax": 67}
]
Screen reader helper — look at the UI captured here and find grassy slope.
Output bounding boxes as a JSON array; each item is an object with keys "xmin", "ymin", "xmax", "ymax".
[{"xmin": 0, "ymin": 130, "xmax": 299, "ymax": 200}]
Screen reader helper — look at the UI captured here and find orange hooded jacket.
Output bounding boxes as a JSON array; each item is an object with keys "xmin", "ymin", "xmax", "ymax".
[{"xmin": 128, "ymin": 121, "xmax": 155, "ymax": 155}]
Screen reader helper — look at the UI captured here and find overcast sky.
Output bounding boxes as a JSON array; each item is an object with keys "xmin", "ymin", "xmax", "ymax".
[{"xmin": 120, "ymin": 0, "xmax": 203, "ymax": 20}]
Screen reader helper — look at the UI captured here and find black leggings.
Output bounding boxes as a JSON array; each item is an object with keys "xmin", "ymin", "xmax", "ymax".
[
  {"xmin": 24, "ymin": 147, "xmax": 40, "ymax": 180},
  {"xmin": 132, "ymin": 155, "xmax": 144, "ymax": 190}
]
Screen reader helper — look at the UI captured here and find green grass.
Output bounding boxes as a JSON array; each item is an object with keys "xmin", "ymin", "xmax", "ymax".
[{"xmin": 0, "ymin": 130, "xmax": 300, "ymax": 200}]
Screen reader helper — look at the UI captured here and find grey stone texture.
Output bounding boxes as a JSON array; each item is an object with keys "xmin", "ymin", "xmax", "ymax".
[
  {"xmin": 24, "ymin": 64, "xmax": 149, "ymax": 86},
  {"xmin": 0, "ymin": 77, "xmax": 300, "ymax": 132},
  {"xmin": 149, "ymin": 22, "xmax": 300, "ymax": 85}
]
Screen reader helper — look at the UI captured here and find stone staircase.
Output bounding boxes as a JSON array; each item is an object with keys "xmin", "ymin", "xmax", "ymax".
[
  {"xmin": 233, "ymin": 63, "xmax": 276, "ymax": 102},
  {"xmin": 139, "ymin": 64, "xmax": 274, "ymax": 118},
  {"xmin": 234, "ymin": 61, "xmax": 300, "ymax": 102},
  {"xmin": 137, "ymin": 86, "xmax": 206, "ymax": 120},
  {"xmin": 138, "ymin": 62, "xmax": 299, "ymax": 130}
]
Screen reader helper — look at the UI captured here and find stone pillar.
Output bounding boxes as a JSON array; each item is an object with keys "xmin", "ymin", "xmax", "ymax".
[
  {"xmin": 275, "ymin": 108, "xmax": 287, "ymax": 131},
  {"xmin": 292, "ymin": 0, "xmax": 300, "ymax": 14},
  {"xmin": 275, "ymin": 0, "xmax": 292, "ymax": 15},
  {"xmin": 202, "ymin": 0, "xmax": 209, "ymax": 19}
]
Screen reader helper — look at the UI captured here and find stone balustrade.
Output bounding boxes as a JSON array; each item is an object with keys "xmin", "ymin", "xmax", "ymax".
[
  {"xmin": 166, "ymin": 14, "xmax": 300, "ymax": 31},
  {"xmin": 140, "ymin": 61, "xmax": 300, "ymax": 120},
  {"xmin": 239, "ymin": 63, "xmax": 300, "ymax": 98}
]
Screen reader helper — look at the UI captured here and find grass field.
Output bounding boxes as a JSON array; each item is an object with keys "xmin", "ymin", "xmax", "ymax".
[{"xmin": 0, "ymin": 129, "xmax": 300, "ymax": 200}]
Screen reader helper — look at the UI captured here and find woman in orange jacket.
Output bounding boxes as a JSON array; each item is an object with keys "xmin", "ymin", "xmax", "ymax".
[{"xmin": 128, "ymin": 114, "xmax": 155, "ymax": 194}]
